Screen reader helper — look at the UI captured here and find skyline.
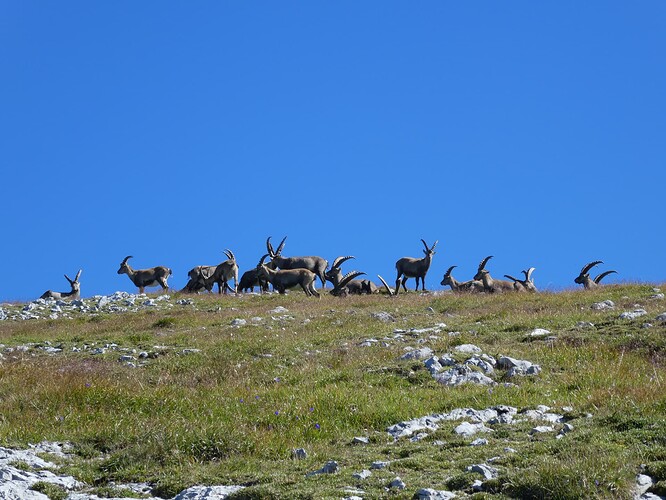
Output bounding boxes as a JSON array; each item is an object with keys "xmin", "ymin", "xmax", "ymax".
[{"xmin": 1, "ymin": 2, "xmax": 665, "ymax": 301}]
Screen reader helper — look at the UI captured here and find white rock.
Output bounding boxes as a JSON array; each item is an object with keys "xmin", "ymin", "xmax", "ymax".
[
  {"xmin": 591, "ymin": 300, "xmax": 615, "ymax": 310},
  {"xmin": 389, "ymin": 477, "xmax": 406, "ymax": 490},
  {"xmin": 371, "ymin": 461, "xmax": 389, "ymax": 469},
  {"xmin": 231, "ymin": 318, "xmax": 247, "ymax": 327},
  {"xmin": 620, "ymin": 309, "xmax": 648, "ymax": 320},
  {"xmin": 400, "ymin": 347, "xmax": 433, "ymax": 360},
  {"xmin": 415, "ymin": 488, "xmax": 457, "ymax": 499},
  {"xmin": 655, "ymin": 313, "xmax": 666, "ymax": 322},
  {"xmin": 453, "ymin": 344, "xmax": 482, "ymax": 354},
  {"xmin": 352, "ymin": 469, "xmax": 372, "ymax": 480},
  {"xmin": 529, "ymin": 328, "xmax": 551, "ymax": 337},
  {"xmin": 172, "ymin": 485, "xmax": 245, "ymax": 499},
  {"xmin": 467, "ymin": 463, "xmax": 499, "ymax": 479},
  {"xmin": 269, "ymin": 306, "xmax": 289, "ymax": 313},
  {"xmin": 454, "ymin": 422, "xmax": 493, "ymax": 437},
  {"xmin": 530, "ymin": 426, "xmax": 555, "ymax": 434},
  {"xmin": 470, "ymin": 438, "xmax": 488, "ymax": 446}
]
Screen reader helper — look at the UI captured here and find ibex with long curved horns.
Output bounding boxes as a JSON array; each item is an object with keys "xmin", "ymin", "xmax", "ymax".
[
  {"xmin": 329, "ymin": 271, "xmax": 367, "ymax": 297},
  {"xmin": 574, "ymin": 261, "xmax": 617, "ymax": 289},
  {"xmin": 325, "ymin": 256, "xmax": 378, "ymax": 295},
  {"xmin": 203, "ymin": 249, "xmax": 238, "ymax": 294},
  {"xmin": 41, "ymin": 270, "xmax": 82, "ymax": 300},
  {"xmin": 256, "ymin": 254, "xmax": 319, "ymax": 297},
  {"xmin": 266, "ymin": 236, "xmax": 328, "ymax": 288},
  {"xmin": 473, "ymin": 256, "xmax": 515, "ymax": 293},
  {"xmin": 440, "ymin": 266, "xmax": 484, "ymax": 293},
  {"xmin": 394, "ymin": 239, "xmax": 438, "ymax": 294},
  {"xmin": 117, "ymin": 256, "xmax": 172, "ymax": 294},
  {"xmin": 504, "ymin": 267, "xmax": 538, "ymax": 292}
]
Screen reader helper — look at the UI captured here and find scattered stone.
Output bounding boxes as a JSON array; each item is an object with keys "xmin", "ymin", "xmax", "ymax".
[
  {"xmin": 291, "ymin": 448, "xmax": 307, "ymax": 460},
  {"xmin": 415, "ymin": 488, "xmax": 457, "ymax": 499},
  {"xmin": 467, "ymin": 463, "xmax": 499, "ymax": 479},
  {"xmin": 634, "ymin": 474, "xmax": 653, "ymax": 498},
  {"xmin": 172, "ymin": 485, "xmax": 245, "ymax": 499},
  {"xmin": 306, "ymin": 460, "xmax": 339, "ymax": 477},
  {"xmin": 231, "ymin": 318, "xmax": 247, "ymax": 327},
  {"xmin": 424, "ymin": 356, "xmax": 443, "ymax": 374},
  {"xmin": 371, "ymin": 461, "xmax": 389, "ymax": 469},
  {"xmin": 591, "ymin": 300, "xmax": 615, "ymax": 310},
  {"xmin": 435, "ymin": 365, "xmax": 496, "ymax": 386},
  {"xmin": 530, "ymin": 426, "xmax": 555, "ymax": 435},
  {"xmin": 620, "ymin": 309, "xmax": 648, "ymax": 320},
  {"xmin": 352, "ymin": 469, "xmax": 372, "ymax": 480},
  {"xmin": 649, "ymin": 293, "xmax": 665, "ymax": 300},
  {"xmin": 529, "ymin": 328, "xmax": 550, "ymax": 337},
  {"xmin": 470, "ymin": 438, "xmax": 488, "ymax": 446},
  {"xmin": 454, "ymin": 422, "xmax": 493, "ymax": 438},
  {"xmin": 400, "ymin": 347, "xmax": 434, "ymax": 361},
  {"xmin": 371, "ymin": 311, "xmax": 395, "ymax": 322},
  {"xmin": 655, "ymin": 313, "xmax": 666, "ymax": 322},
  {"xmin": 176, "ymin": 299, "xmax": 194, "ymax": 305},
  {"xmin": 352, "ymin": 436, "xmax": 369, "ymax": 445},
  {"xmin": 453, "ymin": 344, "xmax": 482, "ymax": 354},
  {"xmin": 388, "ymin": 477, "xmax": 406, "ymax": 490},
  {"xmin": 576, "ymin": 321, "xmax": 595, "ymax": 329}
]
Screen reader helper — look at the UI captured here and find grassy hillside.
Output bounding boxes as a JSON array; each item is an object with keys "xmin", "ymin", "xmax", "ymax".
[{"xmin": 1, "ymin": 285, "xmax": 665, "ymax": 499}]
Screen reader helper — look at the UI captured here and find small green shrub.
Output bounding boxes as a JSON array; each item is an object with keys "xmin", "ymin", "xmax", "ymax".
[{"xmin": 30, "ymin": 482, "xmax": 67, "ymax": 500}]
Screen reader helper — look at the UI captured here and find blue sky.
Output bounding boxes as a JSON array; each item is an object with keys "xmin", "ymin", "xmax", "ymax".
[{"xmin": 1, "ymin": 2, "xmax": 665, "ymax": 301}]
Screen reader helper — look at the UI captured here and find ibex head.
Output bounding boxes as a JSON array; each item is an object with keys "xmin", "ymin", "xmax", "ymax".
[
  {"xmin": 474, "ymin": 256, "xmax": 493, "ymax": 281},
  {"xmin": 441, "ymin": 265, "xmax": 457, "ymax": 286},
  {"xmin": 574, "ymin": 260, "xmax": 602, "ymax": 285},
  {"xmin": 325, "ymin": 256, "xmax": 355, "ymax": 283},
  {"xmin": 65, "ymin": 270, "xmax": 82, "ymax": 293},
  {"xmin": 117, "ymin": 256, "xmax": 133, "ymax": 275},
  {"xmin": 421, "ymin": 239, "xmax": 438, "ymax": 257}
]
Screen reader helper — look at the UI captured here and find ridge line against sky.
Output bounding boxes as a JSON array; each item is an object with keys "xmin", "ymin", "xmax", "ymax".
[{"xmin": 1, "ymin": 2, "xmax": 665, "ymax": 301}]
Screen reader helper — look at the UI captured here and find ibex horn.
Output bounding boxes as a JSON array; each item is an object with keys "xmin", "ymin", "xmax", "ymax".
[
  {"xmin": 266, "ymin": 237, "xmax": 275, "ymax": 257},
  {"xmin": 444, "ymin": 265, "xmax": 457, "ymax": 277},
  {"xmin": 332, "ymin": 256, "xmax": 355, "ymax": 270},
  {"xmin": 224, "ymin": 249, "xmax": 235, "ymax": 261},
  {"xmin": 478, "ymin": 255, "xmax": 493, "ymax": 271},
  {"xmin": 276, "ymin": 236, "xmax": 287, "ymax": 255},
  {"xmin": 377, "ymin": 275, "xmax": 394, "ymax": 296},
  {"xmin": 580, "ymin": 260, "xmax": 603, "ymax": 276}
]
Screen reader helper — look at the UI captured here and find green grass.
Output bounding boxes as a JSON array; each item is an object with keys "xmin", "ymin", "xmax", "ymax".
[{"xmin": 0, "ymin": 284, "xmax": 665, "ymax": 498}]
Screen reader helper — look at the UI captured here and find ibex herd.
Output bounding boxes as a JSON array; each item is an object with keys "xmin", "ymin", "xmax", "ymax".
[{"xmin": 39, "ymin": 237, "xmax": 620, "ymax": 300}]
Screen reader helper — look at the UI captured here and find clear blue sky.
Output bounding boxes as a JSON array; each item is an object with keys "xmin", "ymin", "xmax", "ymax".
[{"xmin": 2, "ymin": 2, "xmax": 665, "ymax": 301}]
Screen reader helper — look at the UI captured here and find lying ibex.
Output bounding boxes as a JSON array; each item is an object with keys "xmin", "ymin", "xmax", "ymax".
[
  {"xmin": 256, "ymin": 254, "xmax": 320, "ymax": 297},
  {"xmin": 504, "ymin": 267, "xmax": 538, "ymax": 292},
  {"xmin": 41, "ymin": 270, "xmax": 82, "ymax": 300},
  {"xmin": 117, "ymin": 256, "xmax": 172, "ymax": 293},
  {"xmin": 181, "ymin": 265, "xmax": 217, "ymax": 293},
  {"xmin": 325, "ymin": 256, "xmax": 378, "ymax": 295},
  {"xmin": 205, "ymin": 249, "xmax": 238, "ymax": 294},
  {"xmin": 473, "ymin": 256, "xmax": 515, "ymax": 293},
  {"xmin": 329, "ymin": 271, "xmax": 367, "ymax": 297},
  {"xmin": 574, "ymin": 261, "xmax": 617, "ymax": 289},
  {"xmin": 440, "ymin": 266, "xmax": 484, "ymax": 293},
  {"xmin": 394, "ymin": 239, "xmax": 437, "ymax": 294},
  {"xmin": 266, "ymin": 237, "xmax": 328, "ymax": 288}
]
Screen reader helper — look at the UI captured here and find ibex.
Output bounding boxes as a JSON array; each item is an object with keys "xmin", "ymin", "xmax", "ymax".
[
  {"xmin": 266, "ymin": 237, "xmax": 328, "ymax": 289},
  {"xmin": 574, "ymin": 261, "xmax": 617, "ymax": 289},
  {"xmin": 473, "ymin": 256, "xmax": 516, "ymax": 293},
  {"xmin": 181, "ymin": 265, "xmax": 217, "ymax": 293},
  {"xmin": 394, "ymin": 239, "xmax": 438, "ymax": 294},
  {"xmin": 117, "ymin": 256, "xmax": 172, "ymax": 294},
  {"xmin": 237, "ymin": 267, "xmax": 271, "ymax": 293},
  {"xmin": 256, "ymin": 254, "xmax": 319, "ymax": 297},
  {"xmin": 41, "ymin": 270, "xmax": 82, "ymax": 300},
  {"xmin": 504, "ymin": 267, "xmax": 538, "ymax": 292},
  {"xmin": 325, "ymin": 256, "xmax": 378, "ymax": 295},
  {"xmin": 329, "ymin": 271, "xmax": 367, "ymax": 297},
  {"xmin": 440, "ymin": 266, "xmax": 484, "ymax": 293},
  {"xmin": 204, "ymin": 249, "xmax": 238, "ymax": 294}
]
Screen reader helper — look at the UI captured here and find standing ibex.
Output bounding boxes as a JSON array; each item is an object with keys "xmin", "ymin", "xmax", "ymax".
[
  {"xmin": 440, "ymin": 266, "xmax": 484, "ymax": 293},
  {"xmin": 256, "ymin": 254, "xmax": 320, "ymax": 297},
  {"xmin": 394, "ymin": 239, "xmax": 438, "ymax": 294},
  {"xmin": 574, "ymin": 261, "xmax": 617, "ymax": 289},
  {"xmin": 504, "ymin": 267, "xmax": 538, "ymax": 292},
  {"xmin": 237, "ymin": 267, "xmax": 271, "ymax": 293},
  {"xmin": 473, "ymin": 256, "xmax": 516, "ymax": 293},
  {"xmin": 205, "ymin": 249, "xmax": 238, "ymax": 294},
  {"xmin": 41, "ymin": 270, "xmax": 82, "ymax": 300},
  {"xmin": 325, "ymin": 256, "xmax": 378, "ymax": 294},
  {"xmin": 117, "ymin": 256, "xmax": 172, "ymax": 294},
  {"xmin": 266, "ymin": 237, "xmax": 328, "ymax": 289}
]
